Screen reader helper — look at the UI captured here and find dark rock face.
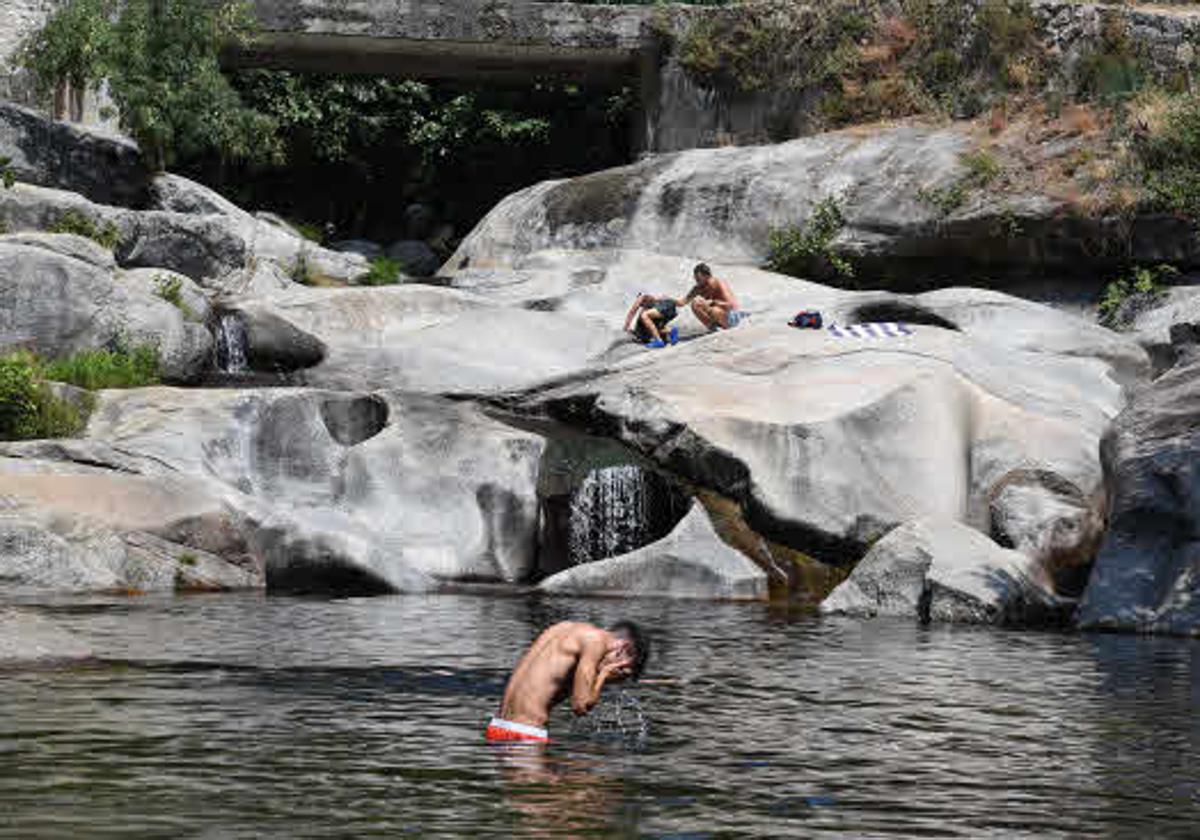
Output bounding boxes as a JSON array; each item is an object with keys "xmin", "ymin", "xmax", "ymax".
[
  {"xmin": 235, "ymin": 307, "xmax": 328, "ymax": 373},
  {"xmin": 0, "ymin": 102, "xmax": 149, "ymax": 207},
  {"xmin": 386, "ymin": 240, "xmax": 439, "ymax": 277},
  {"xmin": 1077, "ymin": 354, "xmax": 1200, "ymax": 636}
]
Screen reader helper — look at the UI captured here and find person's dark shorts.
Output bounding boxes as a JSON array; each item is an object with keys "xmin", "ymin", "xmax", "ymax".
[{"xmin": 635, "ymin": 298, "xmax": 678, "ymax": 341}]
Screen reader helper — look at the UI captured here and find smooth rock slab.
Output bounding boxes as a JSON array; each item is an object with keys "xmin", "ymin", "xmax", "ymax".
[
  {"xmin": 821, "ymin": 518, "xmax": 1062, "ymax": 625},
  {"xmin": 1077, "ymin": 355, "xmax": 1200, "ymax": 636},
  {"xmin": 539, "ymin": 502, "xmax": 767, "ymax": 600}
]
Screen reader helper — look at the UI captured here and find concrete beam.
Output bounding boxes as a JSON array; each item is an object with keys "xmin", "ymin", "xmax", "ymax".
[{"xmin": 232, "ymin": 0, "xmax": 664, "ymax": 83}]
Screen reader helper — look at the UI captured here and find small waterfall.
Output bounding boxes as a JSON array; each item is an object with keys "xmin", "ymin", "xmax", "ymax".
[
  {"xmin": 569, "ymin": 465, "xmax": 648, "ymax": 563},
  {"xmin": 215, "ymin": 313, "xmax": 249, "ymax": 375},
  {"xmin": 565, "ymin": 464, "xmax": 690, "ymax": 566}
]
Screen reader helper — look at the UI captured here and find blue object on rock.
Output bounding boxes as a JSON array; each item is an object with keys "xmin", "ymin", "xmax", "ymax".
[
  {"xmin": 647, "ymin": 339, "xmax": 667, "ymax": 349},
  {"xmin": 668, "ymin": 326, "xmax": 679, "ymax": 345}
]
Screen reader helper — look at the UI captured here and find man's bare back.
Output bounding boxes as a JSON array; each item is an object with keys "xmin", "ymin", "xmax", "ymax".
[{"xmin": 487, "ymin": 621, "xmax": 648, "ymax": 742}]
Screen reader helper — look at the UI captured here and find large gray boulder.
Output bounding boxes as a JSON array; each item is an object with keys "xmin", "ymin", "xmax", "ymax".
[
  {"xmin": 445, "ymin": 125, "xmax": 1200, "ymax": 284},
  {"xmin": 0, "ymin": 101, "xmax": 149, "ymax": 207},
  {"xmin": 499, "ymin": 273, "xmax": 1141, "ymax": 579},
  {"xmin": 0, "ymin": 182, "xmax": 247, "ymax": 282},
  {"xmin": 0, "ymin": 387, "xmax": 546, "ymax": 593},
  {"xmin": 0, "ymin": 610, "xmax": 93, "ymax": 665},
  {"xmin": 149, "ymin": 173, "xmax": 369, "ymax": 285},
  {"xmin": 0, "ymin": 241, "xmax": 212, "ymax": 382},
  {"xmin": 1077, "ymin": 353, "xmax": 1200, "ymax": 636},
  {"xmin": 539, "ymin": 502, "xmax": 767, "ymax": 600},
  {"xmin": 821, "ymin": 518, "xmax": 1062, "ymax": 624},
  {"xmin": 0, "ymin": 460, "xmax": 260, "ymax": 594}
]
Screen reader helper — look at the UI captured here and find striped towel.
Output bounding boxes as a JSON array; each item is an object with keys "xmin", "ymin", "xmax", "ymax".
[{"xmin": 827, "ymin": 322, "xmax": 913, "ymax": 339}]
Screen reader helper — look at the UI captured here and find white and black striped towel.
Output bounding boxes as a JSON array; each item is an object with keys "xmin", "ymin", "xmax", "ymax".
[{"xmin": 827, "ymin": 322, "xmax": 913, "ymax": 339}]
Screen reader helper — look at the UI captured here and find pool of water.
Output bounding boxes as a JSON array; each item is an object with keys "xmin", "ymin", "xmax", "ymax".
[{"xmin": 1, "ymin": 592, "xmax": 1197, "ymax": 838}]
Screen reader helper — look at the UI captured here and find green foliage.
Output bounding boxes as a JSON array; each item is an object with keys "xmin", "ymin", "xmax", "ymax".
[
  {"xmin": 765, "ymin": 197, "xmax": 854, "ymax": 280},
  {"xmin": 178, "ymin": 552, "xmax": 197, "ymax": 567},
  {"xmin": 48, "ymin": 209, "xmax": 120, "ymax": 249},
  {"xmin": 918, "ymin": 182, "xmax": 967, "ymax": 216},
  {"xmin": 1098, "ymin": 264, "xmax": 1177, "ymax": 329},
  {"xmin": 962, "ymin": 150, "xmax": 1001, "ymax": 186},
  {"xmin": 152, "ymin": 272, "xmax": 196, "ymax": 319},
  {"xmin": 678, "ymin": 0, "xmax": 868, "ymax": 93},
  {"xmin": 1135, "ymin": 93, "xmax": 1200, "ymax": 219},
  {"xmin": 361, "ymin": 256, "xmax": 404, "ymax": 287},
  {"xmin": 919, "ymin": 149, "xmax": 1003, "ymax": 217},
  {"xmin": 205, "ymin": 70, "xmax": 617, "ymax": 243},
  {"xmin": 152, "ymin": 273, "xmax": 183, "ymax": 308},
  {"xmin": 0, "ymin": 155, "xmax": 14, "ymax": 189},
  {"xmin": 40, "ymin": 345, "xmax": 160, "ymax": 390},
  {"xmin": 1075, "ymin": 12, "xmax": 1143, "ymax": 103},
  {"xmin": 105, "ymin": 0, "xmax": 279, "ymax": 169},
  {"xmin": 903, "ymin": 0, "xmax": 1043, "ymax": 117},
  {"xmin": 289, "ymin": 249, "xmax": 314, "ymax": 286},
  {"xmin": 18, "ymin": 0, "xmax": 113, "ymax": 96},
  {"xmin": 290, "ymin": 220, "xmax": 324, "ymax": 244},
  {"xmin": 0, "ymin": 351, "xmax": 90, "ymax": 440}
]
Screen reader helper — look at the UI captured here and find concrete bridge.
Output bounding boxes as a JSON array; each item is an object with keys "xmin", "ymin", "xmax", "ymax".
[
  {"xmin": 240, "ymin": 0, "xmax": 665, "ymax": 85},
  {"xmin": 234, "ymin": 0, "xmax": 726, "ymax": 152}
]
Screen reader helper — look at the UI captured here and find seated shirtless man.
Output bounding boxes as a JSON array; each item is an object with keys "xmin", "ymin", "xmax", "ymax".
[
  {"xmin": 623, "ymin": 293, "xmax": 679, "ymax": 347},
  {"xmin": 681, "ymin": 263, "xmax": 744, "ymax": 330},
  {"xmin": 486, "ymin": 621, "xmax": 649, "ymax": 743}
]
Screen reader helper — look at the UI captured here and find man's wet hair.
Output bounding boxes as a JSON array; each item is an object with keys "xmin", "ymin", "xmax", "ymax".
[
  {"xmin": 693, "ymin": 263, "xmax": 712, "ymax": 278},
  {"xmin": 609, "ymin": 620, "xmax": 649, "ymax": 681}
]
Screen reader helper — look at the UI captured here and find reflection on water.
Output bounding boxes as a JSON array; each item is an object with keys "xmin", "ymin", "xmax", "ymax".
[{"xmin": 0, "ymin": 593, "xmax": 1197, "ymax": 838}]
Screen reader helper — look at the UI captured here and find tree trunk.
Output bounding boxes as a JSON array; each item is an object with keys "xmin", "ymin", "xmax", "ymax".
[{"xmin": 52, "ymin": 82, "xmax": 68, "ymax": 121}]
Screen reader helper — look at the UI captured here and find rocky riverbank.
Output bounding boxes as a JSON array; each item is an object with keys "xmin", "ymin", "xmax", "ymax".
[{"xmin": 2, "ymin": 101, "xmax": 1197, "ymax": 636}]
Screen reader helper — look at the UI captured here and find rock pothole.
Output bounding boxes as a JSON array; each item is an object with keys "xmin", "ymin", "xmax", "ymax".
[
  {"xmin": 320, "ymin": 395, "xmax": 390, "ymax": 447},
  {"xmin": 849, "ymin": 301, "xmax": 961, "ymax": 331}
]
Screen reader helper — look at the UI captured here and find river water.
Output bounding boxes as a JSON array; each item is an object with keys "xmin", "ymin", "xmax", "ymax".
[{"xmin": 2, "ymin": 592, "xmax": 1197, "ymax": 838}]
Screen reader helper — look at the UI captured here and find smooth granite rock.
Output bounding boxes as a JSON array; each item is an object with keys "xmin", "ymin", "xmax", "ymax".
[
  {"xmin": 539, "ymin": 502, "xmax": 767, "ymax": 600},
  {"xmin": 821, "ymin": 518, "xmax": 1062, "ymax": 624},
  {"xmin": 1077, "ymin": 354, "xmax": 1200, "ymax": 636},
  {"xmin": 0, "ymin": 242, "xmax": 213, "ymax": 382}
]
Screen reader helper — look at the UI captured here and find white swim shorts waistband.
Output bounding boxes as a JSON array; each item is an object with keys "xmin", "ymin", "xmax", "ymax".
[{"xmin": 489, "ymin": 717, "xmax": 548, "ymax": 739}]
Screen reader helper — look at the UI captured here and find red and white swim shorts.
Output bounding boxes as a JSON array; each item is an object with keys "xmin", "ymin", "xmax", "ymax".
[{"xmin": 485, "ymin": 717, "xmax": 549, "ymax": 743}]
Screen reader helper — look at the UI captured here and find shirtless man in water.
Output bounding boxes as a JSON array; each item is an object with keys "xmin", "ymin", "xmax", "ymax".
[
  {"xmin": 680, "ymin": 263, "xmax": 744, "ymax": 331},
  {"xmin": 486, "ymin": 621, "xmax": 649, "ymax": 743}
]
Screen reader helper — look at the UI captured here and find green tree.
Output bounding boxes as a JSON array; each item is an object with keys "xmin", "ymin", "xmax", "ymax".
[
  {"xmin": 106, "ymin": 0, "xmax": 279, "ymax": 169},
  {"xmin": 18, "ymin": 0, "xmax": 114, "ymax": 119}
]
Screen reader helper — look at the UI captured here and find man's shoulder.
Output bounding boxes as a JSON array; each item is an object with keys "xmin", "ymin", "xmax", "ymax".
[{"xmin": 549, "ymin": 621, "xmax": 606, "ymax": 647}]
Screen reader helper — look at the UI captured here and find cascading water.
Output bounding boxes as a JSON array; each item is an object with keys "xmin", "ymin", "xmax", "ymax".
[
  {"xmin": 568, "ymin": 465, "xmax": 648, "ymax": 563},
  {"xmin": 215, "ymin": 313, "xmax": 249, "ymax": 375},
  {"xmin": 565, "ymin": 465, "xmax": 689, "ymax": 566}
]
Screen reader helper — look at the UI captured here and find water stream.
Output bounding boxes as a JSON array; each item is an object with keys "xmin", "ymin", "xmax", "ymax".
[
  {"xmin": 215, "ymin": 312, "xmax": 249, "ymax": 375},
  {"xmin": 2, "ymin": 593, "xmax": 1196, "ymax": 838}
]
